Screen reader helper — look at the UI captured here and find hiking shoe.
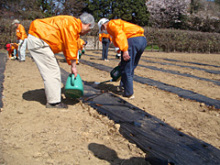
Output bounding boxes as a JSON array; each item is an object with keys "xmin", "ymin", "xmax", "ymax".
[
  {"xmin": 123, "ymin": 94, "xmax": 135, "ymax": 99},
  {"xmin": 46, "ymin": 102, "xmax": 68, "ymax": 109}
]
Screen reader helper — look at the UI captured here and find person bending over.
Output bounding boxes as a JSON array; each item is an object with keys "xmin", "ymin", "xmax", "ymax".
[
  {"xmin": 98, "ymin": 18, "xmax": 147, "ymax": 99},
  {"xmin": 27, "ymin": 13, "xmax": 95, "ymax": 108}
]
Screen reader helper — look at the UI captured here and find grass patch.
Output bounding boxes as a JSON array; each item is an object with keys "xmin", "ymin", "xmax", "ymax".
[{"xmin": 146, "ymin": 45, "xmax": 162, "ymax": 51}]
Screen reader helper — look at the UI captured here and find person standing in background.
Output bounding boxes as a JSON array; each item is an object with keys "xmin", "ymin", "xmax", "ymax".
[
  {"xmin": 99, "ymin": 24, "xmax": 112, "ymax": 61},
  {"xmin": 76, "ymin": 38, "xmax": 87, "ymax": 65},
  {"xmin": 79, "ymin": 38, "xmax": 87, "ymax": 55},
  {"xmin": 12, "ymin": 19, "xmax": 27, "ymax": 62}
]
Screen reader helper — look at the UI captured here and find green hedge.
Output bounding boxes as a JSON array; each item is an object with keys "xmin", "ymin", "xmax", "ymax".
[
  {"xmin": 144, "ymin": 27, "xmax": 220, "ymax": 53},
  {"xmin": 0, "ymin": 18, "xmax": 219, "ymax": 53}
]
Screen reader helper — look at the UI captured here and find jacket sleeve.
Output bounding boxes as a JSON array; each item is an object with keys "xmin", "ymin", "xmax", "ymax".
[
  {"xmin": 107, "ymin": 20, "xmax": 128, "ymax": 52},
  {"xmin": 61, "ymin": 27, "xmax": 79, "ymax": 65}
]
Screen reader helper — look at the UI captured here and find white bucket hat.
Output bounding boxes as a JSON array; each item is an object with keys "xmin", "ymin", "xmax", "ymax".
[
  {"xmin": 12, "ymin": 19, "xmax": 20, "ymax": 25},
  {"xmin": 98, "ymin": 18, "xmax": 109, "ymax": 32}
]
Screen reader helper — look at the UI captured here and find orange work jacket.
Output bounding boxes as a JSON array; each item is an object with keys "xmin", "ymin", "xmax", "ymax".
[
  {"xmin": 78, "ymin": 38, "xmax": 85, "ymax": 50},
  {"xmin": 99, "ymin": 33, "xmax": 112, "ymax": 42},
  {"xmin": 107, "ymin": 19, "xmax": 144, "ymax": 52},
  {"xmin": 28, "ymin": 15, "xmax": 82, "ymax": 65},
  {"xmin": 16, "ymin": 24, "xmax": 27, "ymax": 40}
]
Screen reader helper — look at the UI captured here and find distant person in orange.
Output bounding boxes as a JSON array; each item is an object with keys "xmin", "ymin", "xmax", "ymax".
[
  {"xmin": 12, "ymin": 19, "xmax": 27, "ymax": 62},
  {"xmin": 99, "ymin": 28, "xmax": 112, "ymax": 61},
  {"xmin": 27, "ymin": 13, "xmax": 95, "ymax": 109},
  {"xmin": 79, "ymin": 38, "xmax": 87, "ymax": 55},
  {"xmin": 5, "ymin": 43, "xmax": 18, "ymax": 59},
  {"xmin": 98, "ymin": 18, "xmax": 147, "ymax": 99},
  {"xmin": 76, "ymin": 38, "xmax": 87, "ymax": 65},
  {"xmin": 115, "ymin": 47, "xmax": 121, "ymax": 59},
  {"xmin": 11, "ymin": 43, "xmax": 18, "ymax": 59}
]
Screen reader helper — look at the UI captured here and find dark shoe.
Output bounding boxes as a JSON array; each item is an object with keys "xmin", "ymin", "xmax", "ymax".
[{"xmin": 46, "ymin": 102, "xmax": 68, "ymax": 109}]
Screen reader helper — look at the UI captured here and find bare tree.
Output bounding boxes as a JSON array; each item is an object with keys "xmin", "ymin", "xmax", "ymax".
[
  {"xmin": 146, "ymin": 0, "xmax": 219, "ymax": 32},
  {"xmin": 62, "ymin": 0, "xmax": 85, "ymax": 16},
  {"xmin": 146, "ymin": 0, "xmax": 190, "ymax": 28}
]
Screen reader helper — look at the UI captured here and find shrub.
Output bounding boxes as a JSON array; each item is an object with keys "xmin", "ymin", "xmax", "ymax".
[
  {"xmin": 144, "ymin": 27, "xmax": 220, "ymax": 53},
  {"xmin": 1, "ymin": 18, "xmax": 219, "ymax": 53}
]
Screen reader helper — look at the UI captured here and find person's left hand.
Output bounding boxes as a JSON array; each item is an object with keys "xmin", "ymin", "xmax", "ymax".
[{"xmin": 122, "ymin": 51, "xmax": 130, "ymax": 61}]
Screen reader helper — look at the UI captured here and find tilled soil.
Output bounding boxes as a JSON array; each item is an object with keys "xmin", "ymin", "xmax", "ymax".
[{"xmin": 0, "ymin": 50, "xmax": 219, "ymax": 165}]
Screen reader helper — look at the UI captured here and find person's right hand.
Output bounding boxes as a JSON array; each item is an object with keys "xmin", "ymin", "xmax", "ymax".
[
  {"xmin": 122, "ymin": 51, "xmax": 130, "ymax": 61},
  {"xmin": 71, "ymin": 60, "xmax": 78, "ymax": 78}
]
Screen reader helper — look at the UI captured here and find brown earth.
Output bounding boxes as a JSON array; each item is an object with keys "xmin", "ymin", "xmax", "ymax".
[{"xmin": 0, "ymin": 50, "xmax": 220, "ymax": 165}]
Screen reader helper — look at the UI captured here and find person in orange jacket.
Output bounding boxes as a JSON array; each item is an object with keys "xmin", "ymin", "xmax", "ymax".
[
  {"xmin": 114, "ymin": 47, "xmax": 121, "ymax": 59},
  {"xmin": 27, "ymin": 13, "xmax": 95, "ymax": 109},
  {"xmin": 5, "ymin": 43, "xmax": 18, "ymax": 59},
  {"xmin": 11, "ymin": 43, "xmax": 19, "ymax": 59},
  {"xmin": 78, "ymin": 38, "xmax": 87, "ymax": 55},
  {"xmin": 98, "ymin": 18, "xmax": 147, "ymax": 99},
  {"xmin": 76, "ymin": 38, "xmax": 87, "ymax": 65},
  {"xmin": 12, "ymin": 19, "xmax": 27, "ymax": 62},
  {"xmin": 99, "ymin": 31, "xmax": 112, "ymax": 61}
]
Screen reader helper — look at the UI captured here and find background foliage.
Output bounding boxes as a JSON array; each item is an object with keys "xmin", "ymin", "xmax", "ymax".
[
  {"xmin": 0, "ymin": 0, "xmax": 219, "ymax": 53},
  {"xmin": 83, "ymin": 0, "xmax": 149, "ymax": 26},
  {"xmin": 144, "ymin": 27, "xmax": 220, "ymax": 53}
]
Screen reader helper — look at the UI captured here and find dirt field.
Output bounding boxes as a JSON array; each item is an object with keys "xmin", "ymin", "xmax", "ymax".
[{"xmin": 0, "ymin": 50, "xmax": 220, "ymax": 165}]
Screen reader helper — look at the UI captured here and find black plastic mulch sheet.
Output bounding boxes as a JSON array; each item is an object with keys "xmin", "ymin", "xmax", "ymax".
[
  {"xmin": 147, "ymin": 56, "xmax": 220, "ymax": 69},
  {"xmin": 80, "ymin": 59, "xmax": 220, "ymax": 109},
  {"xmin": 0, "ymin": 53, "xmax": 7, "ymax": 108},
  {"xmin": 86, "ymin": 53, "xmax": 220, "ymax": 75},
  {"xmin": 85, "ymin": 53, "xmax": 220, "ymax": 85},
  {"xmin": 87, "ymin": 92, "xmax": 220, "ymax": 165},
  {"xmin": 60, "ymin": 67, "xmax": 220, "ymax": 165}
]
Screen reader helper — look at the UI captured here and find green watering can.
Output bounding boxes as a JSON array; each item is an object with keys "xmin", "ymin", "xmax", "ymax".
[
  {"xmin": 93, "ymin": 66, "xmax": 121, "ymax": 86},
  {"xmin": 65, "ymin": 74, "xmax": 84, "ymax": 98},
  {"xmin": 82, "ymin": 49, "xmax": 85, "ymax": 54},
  {"xmin": 110, "ymin": 65, "xmax": 121, "ymax": 81}
]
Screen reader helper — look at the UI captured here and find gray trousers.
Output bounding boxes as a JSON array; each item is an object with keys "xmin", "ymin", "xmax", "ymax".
[
  {"xmin": 27, "ymin": 34, "xmax": 61, "ymax": 104},
  {"xmin": 18, "ymin": 39, "xmax": 27, "ymax": 61}
]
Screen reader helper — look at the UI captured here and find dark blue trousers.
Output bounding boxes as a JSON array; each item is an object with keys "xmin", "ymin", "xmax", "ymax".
[
  {"xmin": 102, "ymin": 38, "xmax": 110, "ymax": 60},
  {"xmin": 120, "ymin": 36, "xmax": 147, "ymax": 96}
]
